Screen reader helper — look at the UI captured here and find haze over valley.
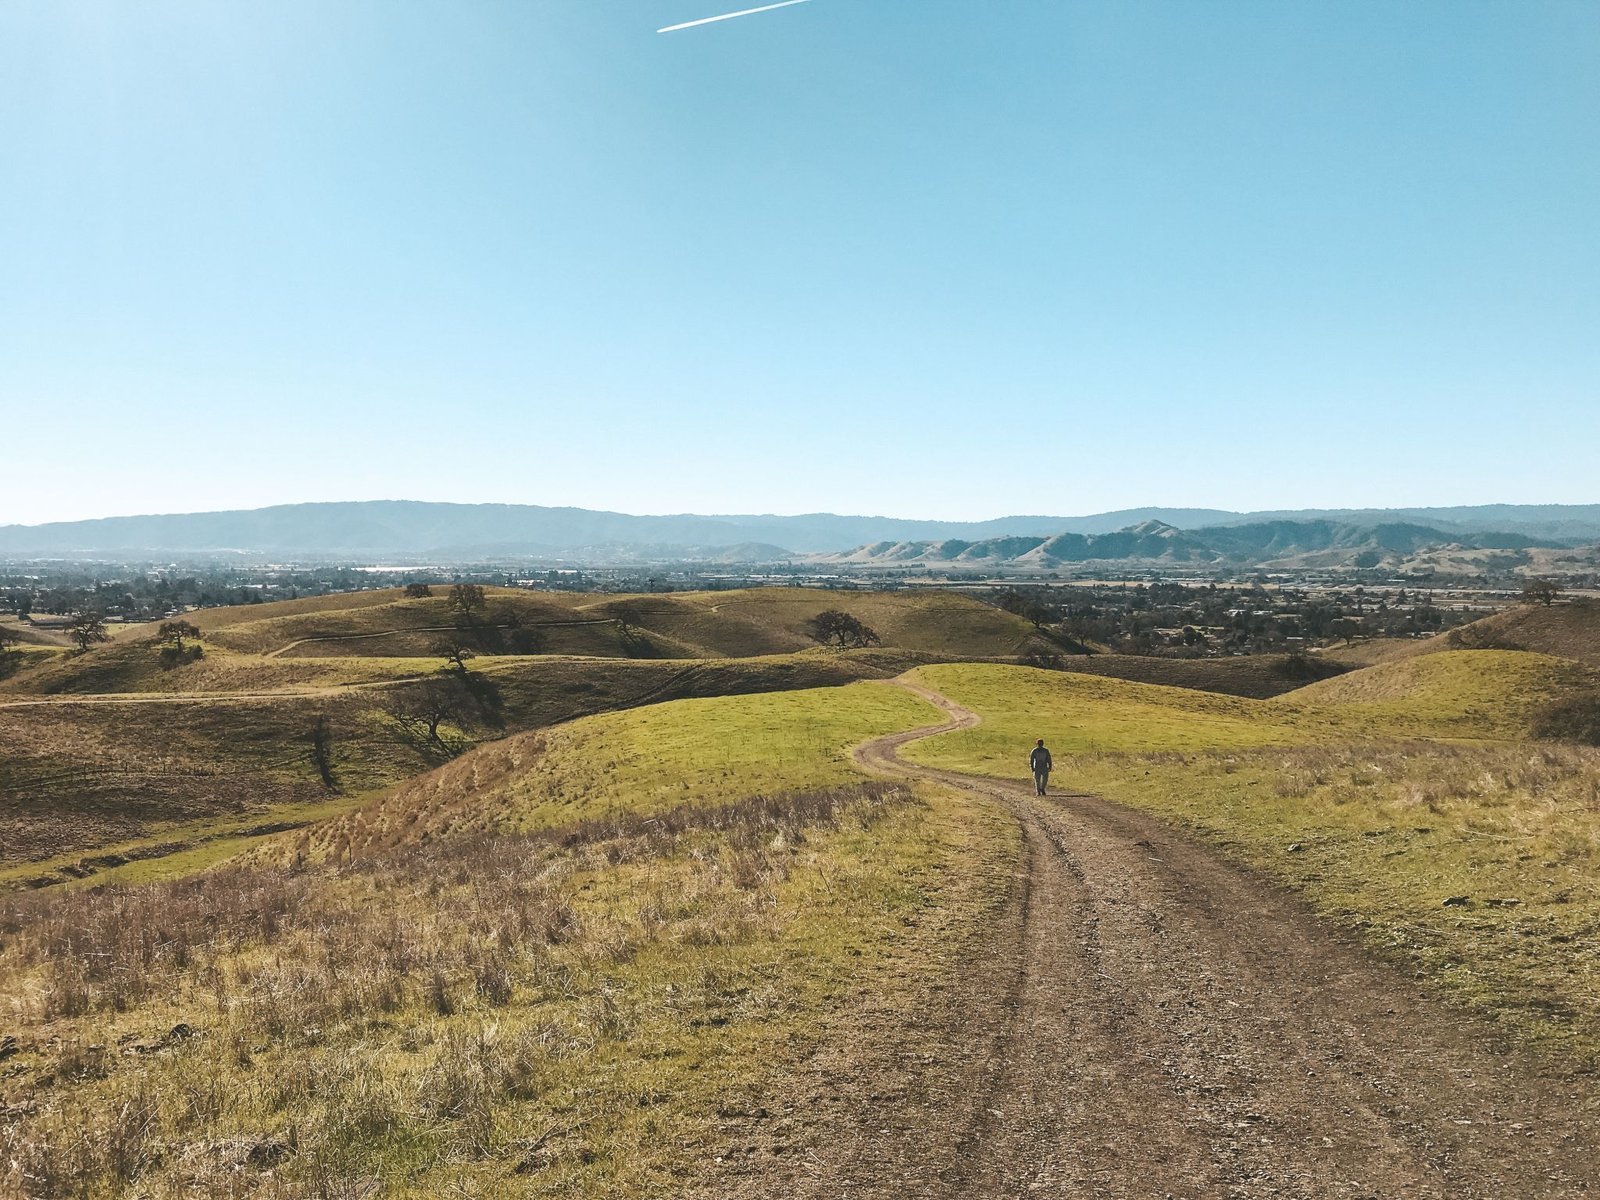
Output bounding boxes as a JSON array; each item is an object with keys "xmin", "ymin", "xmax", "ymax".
[{"xmin": 5, "ymin": 500, "xmax": 1600, "ymax": 575}]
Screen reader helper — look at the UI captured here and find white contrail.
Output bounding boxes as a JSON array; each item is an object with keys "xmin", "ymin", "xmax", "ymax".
[{"xmin": 658, "ymin": 0, "xmax": 812, "ymax": 34}]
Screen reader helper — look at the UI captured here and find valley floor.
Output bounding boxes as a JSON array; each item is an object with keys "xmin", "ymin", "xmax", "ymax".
[{"xmin": 697, "ymin": 681, "xmax": 1600, "ymax": 1199}]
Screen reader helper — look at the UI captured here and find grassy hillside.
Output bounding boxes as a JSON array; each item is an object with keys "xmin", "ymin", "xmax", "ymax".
[
  {"xmin": 183, "ymin": 587, "xmax": 1043, "ymax": 661},
  {"xmin": 0, "ymin": 653, "xmax": 919, "ymax": 882},
  {"xmin": 1273, "ymin": 649, "xmax": 1598, "ymax": 739},
  {"xmin": 902, "ymin": 664, "xmax": 1308, "ymax": 779},
  {"xmin": 199, "ymin": 589, "xmax": 643, "ymax": 658},
  {"xmin": 1442, "ymin": 600, "xmax": 1600, "ymax": 667},
  {"xmin": 283, "ymin": 680, "xmax": 941, "ymax": 861},
  {"xmin": 1318, "ymin": 636, "xmax": 1438, "ymax": 668},
  {"xmin": 905, "ymin": 652, "xmax": 1596, "ymax": 780},
  {"xmin": 898, "ymin": 658, "xmax": 1600, "ymax": 1060},
  {"xmin": 0, "ymin": 639, "xmax": 426, "ymax": 696},
  {"xmin": 0, "ymin": 685, "xmax": 1015, "ymax": 1198},
  {"xmin": 8, "ymin": 589, "xmax": 1350, "ymax": 704},
  {"xmin": 1324, "ymin": 600, "xmax": 1600, "ymax": 671},
  {"xmin": 0, "ymin": 617, "xmax": 71, "ymax": 648},
  {"xmin": 0, "ymin": 692, "xmax": 429, "ymax": 879},
  {"xmin": 1053, "ymin": 650, "xmax": 1349, "ymax": 699},
  {"xmin": 0, "ymin": 642, "xmax": 65, "ymax": 679}
]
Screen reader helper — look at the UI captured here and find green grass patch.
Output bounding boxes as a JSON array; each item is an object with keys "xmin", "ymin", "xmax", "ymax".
[
  {"xmin": 1063, "ymin": 743, "xmax": 1600, "ymax": 1062},
  {"xmin": 1271, "ymin": 649, "xmax": 1599, "ymax": 740},
  {"xmin": 898, "ymin": 659, "xmax": 1600, "ymax": 1062},
  {"xmin": 900, "ymin": 663, "xmax": 1309, "ymax": 780},
  {"xmin": 295, "ymin": 680, "xmax": 942, "ymax": 858}
]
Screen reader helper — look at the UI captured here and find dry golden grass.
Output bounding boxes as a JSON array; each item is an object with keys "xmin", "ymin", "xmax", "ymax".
[
  {"xmin": 1323, "ymin": 600, "xmax": 1600, "ymax": 670},
  {"xmin": 0, "ymin": 779, "xmax": 1013, "ymax": 1197},
  {"xmin": 1442, "ymin": 599, "xmax": 1600, "ymax": 668},
  {"xmin": 178, "ymin": 587, "xmax": 1041, "ymax": 662},
  {"xmin": 0, "ymin": 695, "xmax": 439, "ymax": 874},
  {"xmin": 1050, "ymin": 650, "xmax": 1350, "ymax": 698},
  {"xmin": 0, "ymin": 641, "xmax": 425, "ymax": 697},
  {"xmin": 0, "ymin": 652, "xmax": 924, "ymax": 878},
  {"xmin": 280, "ymin": 679, "xmax": 939, "ymax": 862}
]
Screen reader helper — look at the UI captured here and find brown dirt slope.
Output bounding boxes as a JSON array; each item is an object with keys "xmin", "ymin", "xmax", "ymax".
[
  {"xmin": 1442, "ymin": 599, "xmax": 1600, "ymax": 667},
  {"xmin": 690, "ymin": 681, "xmax": 1600, "ymax": 1199},
  {"xmin": 182, "ymin": 587, "xmax": 1043, "ymax": 660},
  {"xmin": 1326, "ymin": 600, "xmax": 1600, "ymax": 670}
]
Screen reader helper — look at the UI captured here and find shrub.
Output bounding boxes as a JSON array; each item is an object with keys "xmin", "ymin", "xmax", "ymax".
[{"xmin": 1534, "ymin": 692, "xmax": 1600, "ymax": 746}]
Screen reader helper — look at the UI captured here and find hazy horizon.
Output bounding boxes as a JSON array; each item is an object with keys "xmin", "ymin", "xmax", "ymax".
[{"xmin": 9, "ymin": 496, "xmax": 1600, "ymax": 533}]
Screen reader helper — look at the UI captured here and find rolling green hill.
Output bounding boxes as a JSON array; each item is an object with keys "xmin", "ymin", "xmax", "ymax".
[
  {"xmin": 904, "ymin": 651, "xmax": 1597, "ymax": 778},
  {"xmin": 1271, "ymin": 648, "xmax": 1597, "ymax": 738},
  {"xmin": 0, "ymin": 651, "xmax": 924, "ymax": 882},
  {"xmin": 275, "ymin": 680, "xmax": 943, "ymax": 862},
  {"xmin": 6, "ymin": 611, "xmax": 1600, "ymax": 1196},
  {"xmin": 0, "ymin": 679, "xmax": 1011, "ymax": 1197}
]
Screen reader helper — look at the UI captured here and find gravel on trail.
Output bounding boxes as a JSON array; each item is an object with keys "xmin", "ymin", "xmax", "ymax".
[{"xmin": 691, "ymin": 678, "xmax": 1600, "ymax": 1199}]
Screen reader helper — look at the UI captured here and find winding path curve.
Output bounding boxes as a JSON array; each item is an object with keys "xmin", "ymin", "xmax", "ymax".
[{"xmin": 712, "ymin": 677, "xmax": 1600, "ymax": 1198}]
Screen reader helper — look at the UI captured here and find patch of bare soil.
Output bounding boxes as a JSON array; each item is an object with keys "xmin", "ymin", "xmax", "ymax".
[{"xmin": 688, "ymin": 680, "xmax": 1600, "ymax": 1198}]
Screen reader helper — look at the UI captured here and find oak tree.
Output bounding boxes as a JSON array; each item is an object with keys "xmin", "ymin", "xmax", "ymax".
[
  {"xmin": 68, "ymin": 612, "xmax": 110, "ymax": 652},
  {"xmin": 805, "ymin": 609, "xmax": 882, "ymax": 650}
]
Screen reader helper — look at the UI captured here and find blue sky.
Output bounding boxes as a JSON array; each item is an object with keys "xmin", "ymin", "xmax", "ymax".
[{"xmin": 2, "ymin": 0, "xmax": 1596, "ymax": 525}]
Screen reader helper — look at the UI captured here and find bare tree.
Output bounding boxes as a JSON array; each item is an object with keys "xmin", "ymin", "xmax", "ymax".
[
  {"xmin": 431, "ymin": 630, "xmax": 478, "ymax": 673},
  {"xmin": 386, "ymin": 674, "xmax": 472, "ymax": 747},
  {"xmin": 67, "ymin": 611, "xmax": 110, "ymax": 653},
  {"xmin": 805, "ymin": 609, "xmax": 882, "ymax": 650},
  {"xmin": 449, "ymin": 583, "xmax": 487, "ymax": 618}
]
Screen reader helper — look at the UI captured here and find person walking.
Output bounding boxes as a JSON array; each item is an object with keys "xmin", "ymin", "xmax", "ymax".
[{"xmin": 1030, "ymin": 738, "xmax": 1053, "ymax": 796}]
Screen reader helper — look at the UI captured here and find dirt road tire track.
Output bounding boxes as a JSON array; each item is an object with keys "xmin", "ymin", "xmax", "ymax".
[{"xmin": 699, "ymin": 677, "xmax": 1600, "ymax": 1198}]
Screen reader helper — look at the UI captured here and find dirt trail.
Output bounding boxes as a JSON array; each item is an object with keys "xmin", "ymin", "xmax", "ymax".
[{"xmin": 702, "ymin": 678, "xmax": 1600, "ymax": 1199}]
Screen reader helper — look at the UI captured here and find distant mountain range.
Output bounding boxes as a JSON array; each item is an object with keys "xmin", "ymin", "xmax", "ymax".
[
  {"xmin": 820, "ymin": 519, "xmax": 1567, "ymax": 571},
  {"xmin": 0, "ymin": 500, "xmax": 1596, "ymax": 560}
]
